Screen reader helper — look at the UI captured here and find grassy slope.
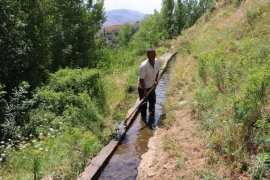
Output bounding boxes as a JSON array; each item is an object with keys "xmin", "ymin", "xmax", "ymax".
[{"xmin": 160, "ymin": 0, "xmax": 270, "ymax": 178}]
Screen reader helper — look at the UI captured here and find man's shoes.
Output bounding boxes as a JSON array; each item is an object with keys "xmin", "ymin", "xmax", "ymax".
[{"xmin": 149, "ymin": 123, "xmax": 157, "ymax": 130}]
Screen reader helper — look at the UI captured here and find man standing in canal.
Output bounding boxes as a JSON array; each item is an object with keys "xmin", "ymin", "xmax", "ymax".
[{"xmin": 138, "ymin": 49, "xmax": 160, "ymax": 129}]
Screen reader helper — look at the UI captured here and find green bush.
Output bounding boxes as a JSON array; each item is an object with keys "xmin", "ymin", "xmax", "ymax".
[
  {"xmin": 233, "ymin": 0, "xmax": 243, "ymax": 7},
  {"xmin": 29, "ymin": 68, "xmax": 106, "ymax": 138},
  {"xmin": 194, "ymin": 82, "xmax": 217, "ymax": 112},
  {"xmin": 0, "ymin": 82, "xmax": 36, "ymax": 140},
  {"xmin": 253, "ymin": 116, "xmax": 270, "ymax": 151},
  {"xmin": 246, "ymin": 6, "xmax": 261, "ymax": 25},
  {"xmin": 45, "ymin": 68, "xmax": 106, "ymax": 110},
  {"xmin": 252, "ymin": 152, "xmax": 270, "ymax": 180},
  {"xmin": 197, "ymin": 57, "xmax": 208, "ymax": 84},
  {"xmin": 233, "ymin": 71, "xmax": 269, "ymax": 123}
]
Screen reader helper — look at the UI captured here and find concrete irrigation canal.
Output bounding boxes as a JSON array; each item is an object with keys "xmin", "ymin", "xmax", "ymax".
[{"xmin": 78, "ymin": 52, "xmax": 177, "ymax": 180}]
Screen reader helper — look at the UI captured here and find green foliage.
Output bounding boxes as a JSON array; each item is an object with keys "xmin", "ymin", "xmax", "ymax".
[
  {"xmin": 118, "ymin": 24, "xmax": 133, "ymax": 47},
  {"xmin": 189, "ymin": 0, "xmax": 270, "ymax": 166},
  {"xmin": 194, "ymin": 82, "xmax": 217, "ymax": 111},
  {"xmin": 102, "ymin": 23, "xmax": 139, "ymax": 49},
  {"xmin": 32, "ymin": 157, "xmax": 40, "ymax": 180},
  {"xmin": 161, "ymin": 0, "xmax": 175, "ymax": 38},
  {"xmin": 174, "ymin": 0, "xmax": 185, "ymax": 35},
  {"xmin": 246, "ymin": 6, "xmax": 261, "ymax": 25},
  {"xmin": 197, "ymin": 57, "xmax": 208, "ymax": 84},
  {"xmin": 0, "ymin": 0, "xmax": 175, "ymax": 178},
  {"xmin": 233, "ymin": 0, "xmax": 243, "ymax": 7},
  {"xmin": 1, "ymin": 127, "xmax": 102, "ymax": 179},
  {"xmin": 194, "ymin": 169, "xmax": 220, "ymax": 179},
  {"xmin": 253, "ymin": 116, "xmax": 270, "ymax": 151},
  {"xmin": 233, "ymin": 71, "xmax": 269, "ymax": 123},
  {"xmin": 252, "ymin": 152, "xmax": 270, "ymax": 180},
  {"xmin": 31, "ymin": 68, "xmax": 106, "ymax": 138},
  {"xmin": 0, "ymin": 0, "xmax": 30, "ymax": 91},
  {"xmin": 0, "ymin": 82, "xmax": 36, "ymax": 140},
  {"xmin": 172, "ymin": 0, "xmax": 217, "ymax": 36},
  {"xmin": 0, "ymin": 0, "xmax": 106, "ymax": 91},
  {"xmin": 130, "ymin": 12, "xmax": 166, "ymax": 55}
]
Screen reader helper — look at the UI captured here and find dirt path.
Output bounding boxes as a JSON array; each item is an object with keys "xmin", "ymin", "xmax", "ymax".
[{"xmin": 137, "ymin": 106, "xmax": 209, "ymax": 179}]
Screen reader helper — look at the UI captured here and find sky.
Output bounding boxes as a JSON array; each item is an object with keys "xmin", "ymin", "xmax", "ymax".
[{"xmin": 104, "ymin": 0, "xmax": 163, "ymax": 14}]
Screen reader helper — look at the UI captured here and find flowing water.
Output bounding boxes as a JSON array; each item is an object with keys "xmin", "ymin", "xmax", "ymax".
[{"xmin": 98, "ymin": 62, "xmax": 172, "ymax": 180}]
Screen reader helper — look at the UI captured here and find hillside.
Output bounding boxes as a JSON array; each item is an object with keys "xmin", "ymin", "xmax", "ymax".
[
  {"xmin": 103, "ymin": 9, "xmax": 145, "ymax": 27},
  {"xmin": 138, "ymin": 0, "xmax": 270, "ymax": 179}
]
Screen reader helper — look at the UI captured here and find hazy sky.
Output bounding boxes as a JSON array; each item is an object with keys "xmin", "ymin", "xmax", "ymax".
[{"xmin": 104, "ymin": 0, "xmax": 163, "ymax": 14}]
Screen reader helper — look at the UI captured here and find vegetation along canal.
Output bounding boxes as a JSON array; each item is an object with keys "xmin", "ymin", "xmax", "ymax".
[{"xmin": 97, "ymin": 57, "xmax": 174, "ymax": 180}]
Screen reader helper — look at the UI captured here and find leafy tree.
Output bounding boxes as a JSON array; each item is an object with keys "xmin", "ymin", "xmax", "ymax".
[
  {"xmin": 118, "ymin": 24, "xmax": 132, "ymax": 47},
  {"xmin": 161, "ymin": 0, "xmax": 175, "ymax": 38},
  {"xmin": 174, "ymin": 0, "xmax": 216, "ymax": 33},
  {"xmin": 21, "ymin": 0, "xmax": 54, "ymax": 87},
  {"xmin": 174, "ymin": 0, "xmax": 185, "ymax": 35},
  {"xmin": 130, "ymin": 11, "xmax": 166, "ymax": 54},
  {"xmin": 0, "ymin": 0, "xmax": 30, "ymax": 92},
  {"xmin": 50, "ymin": 0, "xmax": 105, "ymax": 68},
  {"xmin": 199, "ymin": 0, "xmax": 217, "ymax": 14},
  {"xmin": 0, "ymin": 0, "xmax": 106, "ymax": 91}
]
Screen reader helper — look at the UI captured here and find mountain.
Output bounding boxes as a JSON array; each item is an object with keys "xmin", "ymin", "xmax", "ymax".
[{"xmin": 103, "ymin": 9, "xmax": 145, "ymax": 27}]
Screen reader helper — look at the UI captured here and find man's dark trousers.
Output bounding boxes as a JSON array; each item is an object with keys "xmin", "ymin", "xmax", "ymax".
[{"xmin": 138, "ymin": 87, "xmax": 156, "ymax": 124}]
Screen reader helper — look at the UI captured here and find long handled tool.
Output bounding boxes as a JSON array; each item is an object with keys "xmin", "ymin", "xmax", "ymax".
[{"xmin": 123, "ymin": 84, "xmax": 157, "ymax": 125}]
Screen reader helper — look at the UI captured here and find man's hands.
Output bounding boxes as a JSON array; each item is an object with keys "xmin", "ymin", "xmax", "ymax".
[{"xmin": 140, "ymin": 78, "xmax": 158, "ymax": 98}]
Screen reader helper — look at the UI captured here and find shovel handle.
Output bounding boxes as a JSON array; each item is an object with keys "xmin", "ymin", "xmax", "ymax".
[{"xmin": 124, "ymin": 84, "xmax": 157, "ymax": 124}]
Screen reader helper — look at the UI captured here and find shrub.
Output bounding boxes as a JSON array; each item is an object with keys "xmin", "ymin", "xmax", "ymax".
[
  {"xmin": 233, "ymin": 71, "xmax": 269, "ymax": 123},
  {"xmin": 29, "ymin": 68, "xmax": 106, "ymax": 138},
  {"xmin": 252, "ymin": 152, "xmax": 270, "ymax": 179},
  {"xmin": 252, "ymin": 116, "xmax": 270, "ymax": 151},
  {"xmin": 246, "ymin": 6, "xmax": 261, "ymax": 25},
  {"xmin": 197, "ymin": 57, "xmax": 208, "ymax": 84},
  {"xmin": 0, "ymin": 82, "xmax": 36, "ymax": 141},
  {"xmin": 233, "ymin": 0, "xmax": 243, "ymax": 7},
  {"xmin": 46, "ymin": 68, "xmax": 106, "ymax": 111}
]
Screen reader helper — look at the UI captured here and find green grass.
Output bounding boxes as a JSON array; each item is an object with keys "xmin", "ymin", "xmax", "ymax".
[
  {"xmin": 194, "ymin": 170, "xmax": 221, "ymax": 180},
  {"xmin": 173, "ymin": 0, "xmax": 270, "ymax": 177}
]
